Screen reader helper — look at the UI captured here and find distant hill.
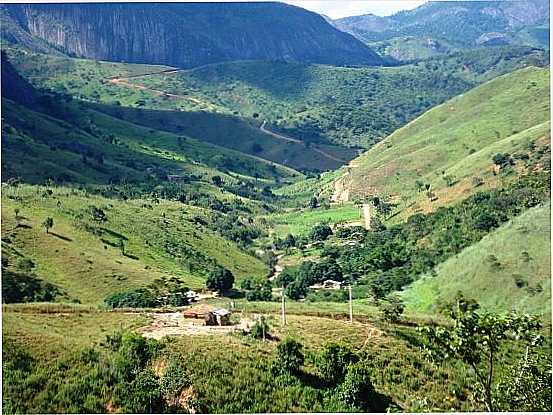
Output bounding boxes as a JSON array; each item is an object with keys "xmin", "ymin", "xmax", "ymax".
[
  {"xmin": 0, "ymin": 2, "xmax": 384, "ymax": 68},
  {"xmin": 333, "ymin": 0, "xmax": 550, "ymax": 61},
  {"xmin": 403, "ymin": 203, "xmax": 551, "ymax": 315},
  {"xmin": 330, "ymin": 66, "xmax": 550, "ymax": 218},
  {"xmin": 7, "ymin": 45, "xmax": 545, "ymax": 154}
]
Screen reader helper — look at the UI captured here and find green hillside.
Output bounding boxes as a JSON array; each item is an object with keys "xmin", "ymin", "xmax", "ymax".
[
  {"xmin": 6, "ymin": 45, "xmax": 546, "ymax": 151},
  {"xmin": 4, "ymin": 48, "xmax": 355, "ymax": 172},
  {"xmin": 124, "ymin": 46, "xmax": 546, "ymax": 148},
  {"xmin": 1, "ymin": 184, "xmax": 268, "ymax": 305},
  {"xmin": 335, "ymin": 66, "xmax": 550, "ymax": 219},
  {"xmin": 403, "ymin": 203, "xmax": 551, "ymax": 315}
]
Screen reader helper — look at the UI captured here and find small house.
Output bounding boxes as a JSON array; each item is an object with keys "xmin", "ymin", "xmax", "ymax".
[
  {"xmin": 322, "ymin": 280, "xmax": 343, "ymax": 290},
  {"xmin": 205, "ymin": 308, "xmax": 232, "ymax": 326}
]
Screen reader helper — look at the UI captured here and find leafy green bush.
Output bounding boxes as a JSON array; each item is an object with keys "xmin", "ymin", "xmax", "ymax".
[
  {"xmin": 273, "ymin": 338, "xmax": 304, "ymax": 374},
  {"xmin": 336, "ymin": 363, "xmax": 377, "ymax": 410},
  {"xmin": 315, "ymin": 342, "xmax": 357, "ymax": 385},
  {"xmin": 309, "ymin": 224, "xmax": 333, "ymax": 242},
  {"xmin": 380, "ymin": 294, "xmax": 405, "ymax": 323}
]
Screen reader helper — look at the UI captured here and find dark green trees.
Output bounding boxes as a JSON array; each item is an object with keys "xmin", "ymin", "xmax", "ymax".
[{"xmin": 206, "ymin": 266, "xmax": 235, "ymax": 293}]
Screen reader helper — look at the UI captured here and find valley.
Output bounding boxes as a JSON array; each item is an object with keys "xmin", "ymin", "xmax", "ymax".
[{"xmin": 1, "ymin": 1, "xmax": 551, "ymax": 414}]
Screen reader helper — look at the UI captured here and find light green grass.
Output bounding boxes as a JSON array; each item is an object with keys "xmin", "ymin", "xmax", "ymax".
[
  {"xmin": 403, "ymin": 203, "xmax": 551, "ymax": 315},
  {"xmin": 268, "ymin": 204, "xmax": 361, "ymax": 236},
  {"xmin": 1, "ymin": 184, "xmax": 268, "ymax": 304},
  {"xmin": 343, "ymin": 66, "xmax": 550, "ymax": 219}
]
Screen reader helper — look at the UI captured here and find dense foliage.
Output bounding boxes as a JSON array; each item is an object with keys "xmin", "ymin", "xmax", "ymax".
[{"xmin": 104, "ymin": 277, "xmax": 191, "ymax": 308}]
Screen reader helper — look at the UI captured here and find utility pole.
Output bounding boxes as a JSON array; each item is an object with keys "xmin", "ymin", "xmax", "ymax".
[
  {"xmin": 348, "ymin": 284, "xmax": 353, "ymax": 323},
  {"xmin": 281, "ymin": 287, "xmax": 287, "ymax": 326}
]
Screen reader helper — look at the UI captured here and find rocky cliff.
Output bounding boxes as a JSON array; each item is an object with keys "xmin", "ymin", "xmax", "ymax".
[{"xmin": 1, "ymin": 2, "xmax": 383, "ymax": 68}]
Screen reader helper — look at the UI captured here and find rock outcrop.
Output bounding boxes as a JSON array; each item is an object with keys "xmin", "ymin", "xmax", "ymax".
[{"xmin": 1, "ymin": 2, "xmax": 384, "ymax": 68}]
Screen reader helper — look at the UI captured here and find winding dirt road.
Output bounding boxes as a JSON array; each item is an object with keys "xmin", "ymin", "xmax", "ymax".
[{"xmin": 107, "ymin": 71, "xmax": 347, "ymax": 164}]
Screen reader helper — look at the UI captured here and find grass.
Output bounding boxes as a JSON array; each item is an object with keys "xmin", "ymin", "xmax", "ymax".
[
  {"xmin": 403, "ymin": 203, "xmax": 551, "ymax": 315},
  {"xmin": 2, "ymin": 311, "xmax": 149, "ymax": 360},
  {"xmin": 267, "ymin": 204, "xmax": 362, "ymax": 237},
  {"xmin": 1, "ymin": 184, "xmax": 268, "ymax": 305},
  {"xmin": 2, "ymin": 308, "xmax": 479, "ymax": 412},
  {"xmin": 339, "ymin": 66, "xmax": 550, "ymax": 219}
]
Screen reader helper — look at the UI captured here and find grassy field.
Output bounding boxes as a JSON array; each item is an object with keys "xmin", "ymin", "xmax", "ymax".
[
  {"xmin": 403, "ymin": 203, "xmax": 551, "ymax": 315},
  {"xmin": 267, "ymin": 204, "xmax": 362, "ymax": 237},
  {"xmin": 338, "ymin": 66, "xmax": 550, "ymax": 220},
  {"xmin": 1, "ymin": 184, "xmax": 268, "ymax": 305}
]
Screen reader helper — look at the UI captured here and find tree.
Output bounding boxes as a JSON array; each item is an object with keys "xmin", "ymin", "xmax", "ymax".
[
  {"xmin": 379, "ymin": 294, "xmax": 405, "ymax": 323},
  {"xmin": 315, "ymin": 342, "xmax": 357, "ymax": 385},
  {"xmin": 206, "ymin": 266, "xmax": 234, "ymax": 293},
  {"xmin": 419, "ymin": 306, "xmax": 544, "ymax": 412},
  {"xmin": 211, "ymin": 175, "xmax": 223, "ymax": 187},
  {"xmin": 42, "ymin": 217, "xmax": 53, "ymax": 234},
  {"xmin": 309, "ymin": 224, "xmax": 333, "ymax": 242},
  {"xmin": 337, "ymin": 363, "xmax": 377, "ymax": 410},
  {"xmin": 275, "ymin": 338, "xmax": 304, "ymax": 374},
  {"xmin": 492, "ymin": 153, "xmax": 514, "ymax": 168},
  {"xmin": 308, "ymin": 196, "xmax": 318, "ymax": 209},
  {"xmin": 284, "ymin": 279, "xmax": 307, "ymax": 300}
]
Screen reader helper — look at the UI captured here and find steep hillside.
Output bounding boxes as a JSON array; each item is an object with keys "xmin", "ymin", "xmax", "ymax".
[
  {"xmin": 403, "ymin": 203, "xmax": 551, "ymax": 315},
  {"xmin": 334, "ymin": 0, "xmax": 549, "ymax": 61},
  {"xmin": 332, "ymin": 66, "xmax": 550, "ymax": 219},
  {"xmin": 1, "ymin": 2, "xmax": 383, "ymax": 68}
]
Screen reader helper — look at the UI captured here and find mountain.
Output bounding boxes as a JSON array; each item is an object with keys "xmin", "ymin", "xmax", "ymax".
[
  {"xmin": 0, "ymin": 2, "xmax": 384, "ymax": 68},
  {"xmin": 333, "ymin": 0, "xmax": 550, "ymax": 61},
  {"xmin": 330, "ymin": 66, "xmax": 550, "ymax": 218}
]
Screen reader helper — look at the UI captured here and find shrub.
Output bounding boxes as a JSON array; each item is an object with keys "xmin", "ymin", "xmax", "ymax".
[
  {"xmin": 315, "ymin": 342, "xmax": 357, "ymax": 385},
  {"xmin": 309, "ymin": 224, "xmax": 333, "ymax": 242},
  {"xmin": 337, "ymin": 363, "xmax": 376, "ymax": 410},
  {"xmin": 379, "ymin": 294, "xmax": 405, "ymax": 323},
  {"xmin": 275, "ymin": 338, "xmax": 304, "ymax": 374}
]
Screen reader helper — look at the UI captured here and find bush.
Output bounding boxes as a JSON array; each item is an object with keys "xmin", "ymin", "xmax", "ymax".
[
  {"xmin": 337, "ymin": 363, "xmax": 376, "ymax": 410},
  {"xmin": 206, "ymin": 266, "xmax": 234, "ymax": 293},
  {"xmin": 250, "ymin": 316, "xmax": 270, "ymax": 340},
  {"xmin": 315, "ymin": 342, "xmax": 357, "ymax": 385},
  {"xmin": 275, "ymin": 338, "xmax": 304, "ymax": 374},
  {"xmin": 379, "ymin": 294, "xmax": 405, "ymax": 323},
  {"xmin": 309, "ymin": 224, "xmax": 333, "ymax": 242}
]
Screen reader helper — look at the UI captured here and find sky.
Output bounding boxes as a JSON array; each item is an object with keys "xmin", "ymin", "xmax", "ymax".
[
  {"xmin": 1, "ymin": 0, "xmax": 428, "ymax": 19},
  {"xmin": 282, "ymin": 1, "xmax": 428, "ymax": 19}
]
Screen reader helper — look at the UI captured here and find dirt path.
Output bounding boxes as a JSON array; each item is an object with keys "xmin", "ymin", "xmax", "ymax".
[
  {"xmin": 109, "ymin": 72, "xmax": 347, "ymax": 164},
  {"xmin": 260, "ymin": 121, "xmax": 347, "ymax": 163}
]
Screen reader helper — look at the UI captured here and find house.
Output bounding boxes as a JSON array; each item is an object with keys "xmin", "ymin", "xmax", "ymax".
[
  {"xmin": 181, "ymin": 304, "xmax": 216, "ymax": 319},
  {"xmin": 308, "ymin": 280, "xmax": 344, "ymax": 291},
  {"xmin": 323, "ymin": 280, "xmax": 344, "ymax": 290},
  {"xmin": 205, "ymin": 308, "xmax": 232, "ymax": 326}
]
